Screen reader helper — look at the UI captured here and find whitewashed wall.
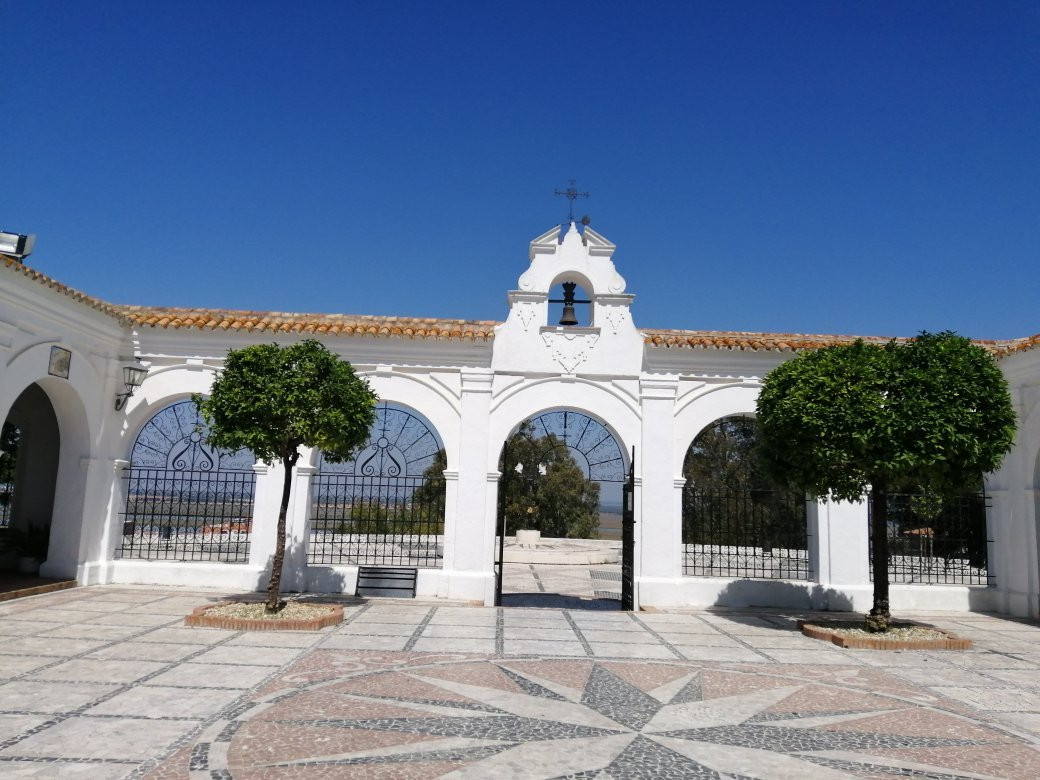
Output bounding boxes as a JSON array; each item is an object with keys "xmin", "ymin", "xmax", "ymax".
[{"xmin": 2, "ymin": 226, "xmax": 1038, "ymax": 617}]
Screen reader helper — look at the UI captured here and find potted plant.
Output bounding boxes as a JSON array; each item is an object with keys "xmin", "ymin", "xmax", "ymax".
[{"xmin": 7, "ymin": 523, "xmax": 50, "ymax": 574}]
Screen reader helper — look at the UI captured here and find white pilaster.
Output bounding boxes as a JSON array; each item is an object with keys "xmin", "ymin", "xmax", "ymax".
[
  {"xmin": 247, "ymin": 462, "xmax": 278, "ymax": 583},
  {"xmin": 281, "ymin": 463, "xmax": 315, "ymax": 592},
  {"xmin": 639, "ymin": 375, "xmax": 680, "ymax": 580},
  {"xmin": 447, "ymin": 369, "xmax": 494, "ymax": 602},
  {"xmin": 812, "ymin": 496, "xmax": 871, "ymax": 610}
]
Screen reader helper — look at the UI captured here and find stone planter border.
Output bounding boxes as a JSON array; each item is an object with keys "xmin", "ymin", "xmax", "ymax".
[
  {"xmin": 185, "ymin": 601, "xmax": 343, "ymax": 631},
  {"xmin": 800, "ymin": 620, "xmax": 971, "ymax": 650}
]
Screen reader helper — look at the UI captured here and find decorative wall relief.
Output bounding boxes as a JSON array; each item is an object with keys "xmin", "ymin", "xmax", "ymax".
[
  {"xmin": 541, "ymin": 330, "xmax": 600, "ymax": 373},
  {"xmin": 516, "ymin": 302, "xmax": 536, "ymax": 331},
  {"xmin": 604, "ymin": 307, "xmax": 626, "ymax": 335}
]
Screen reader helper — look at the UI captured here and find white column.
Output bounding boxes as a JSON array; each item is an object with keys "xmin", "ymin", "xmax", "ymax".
[
  {"xmin": 990, "ymin": 487, "xmax": 1039, "ymax": 617},
  {"xmin": 440, "ymin": 469, "xmax": 459, "ymax": 570},
  {"xmin": 247, "ymin": 462, "xmax": 278, "ymax": 585},
  {"xmin": 40, "ymin": 453, "xmax": 93, "ymax": 581},
  {"xmin": 447, "ymin": 369, "xmax": 494, "ymax": 603},
  {"xmin": 281, "ymin": 463, "xmax": 315, "ymax": 593},
  {"xmin": 811, "ymin": 496, "xmax": 871, "ymax": 611},
  {"xmin": 638, "ymin": 376, "xmax": 680, "ymax": 582},
  {"xmin": 80, "ymin": 458, "xmax": 129, "ymax": 585}
]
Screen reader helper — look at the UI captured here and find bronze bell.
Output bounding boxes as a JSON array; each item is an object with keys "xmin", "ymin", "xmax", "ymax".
[{"xmin": 558, "ymin": 282, "xmax": 579, "ymax": 326}]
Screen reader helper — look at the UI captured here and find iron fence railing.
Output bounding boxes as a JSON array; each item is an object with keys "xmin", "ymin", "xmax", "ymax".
[
  {"xmin": 869, "ymin": 491, "xmax": 992, "ymax": 585},
  {"xmin": 682, "ymin": 487, "xmax": 810, "ymax": 579},
  {"xmin": 117, "ymin": 468, "xmax": 255, "ymax": 562},
  {"xmin": 308, "ymin": 473, "xmax": 444, "ymax": 567}
]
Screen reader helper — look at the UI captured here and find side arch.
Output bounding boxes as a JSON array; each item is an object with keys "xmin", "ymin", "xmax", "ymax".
[{"xmin": 672, "ymin": 384, "xmax": 760, "ymax": 476}]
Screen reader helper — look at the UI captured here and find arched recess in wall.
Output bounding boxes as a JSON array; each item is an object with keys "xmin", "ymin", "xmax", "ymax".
[
  {"xmin": 119, "ymin": 399, "xmax": 256, "ymax": 563},
  {"xmin": 308, "ymin": 401, "xmax": 446, "ymax": 570},
  {"xmin": 1, "ymin": 343, "xmax": 96, "ymax": 578},
  {"xmin": 0, "ymin": 384, "xmax": 60, "ymax": 567},
  {"xmin": 680, "ymin": 414, "xmax": 810, "ymax": 582},
  {"xmin": 547, "ymin": 271, "xmax": 595, "ymax": 328}
]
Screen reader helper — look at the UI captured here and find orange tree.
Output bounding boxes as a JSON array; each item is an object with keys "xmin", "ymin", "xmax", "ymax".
[
  {"xmin": 756, "ymin": 332, "xmax": 1015, "ymax": 631},
  {"xmin": 195, "ymin": 340, "xmax": 376, "ymax": 613}
]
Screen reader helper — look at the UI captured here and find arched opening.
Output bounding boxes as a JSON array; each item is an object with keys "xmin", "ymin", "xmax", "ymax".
[
  {"xmin": 681, "ymin": 416, "xmax": 809, "ymax": 580},
  {"xmin": 119, "ymin": 400, "xmax": 256, "ymax": 562},
  {"xmin": 869, "ymin": 481, "xmax": 990, "ymax": 585},
  {"xmin": 308, "ymin": 401, "xmax": 445, "ymax": 569},
  {"xmin": 496, "ymin": 409, "xmax": 626, "ymax": 607},
  {"xmin": 0, "ymin": 384, "xmax": 60, "ymax": 570},
  {"xmin": 548, "ymin": 280, "xmax": 593, "ymax": 327}
]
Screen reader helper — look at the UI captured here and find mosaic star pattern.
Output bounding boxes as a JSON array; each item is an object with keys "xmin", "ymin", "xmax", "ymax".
[{"xmin": 174, "ymin": 651, "xmax": 1036, "ymax": 779}]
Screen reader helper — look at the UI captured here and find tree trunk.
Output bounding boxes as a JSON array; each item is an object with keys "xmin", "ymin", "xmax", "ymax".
[
  {"xmin": 867, "ymin": 477, "xmax": 891, "ymax": 632},
  {"xmin": 266, "ymin": 454, "xmax": 297, "ymax": 613}
]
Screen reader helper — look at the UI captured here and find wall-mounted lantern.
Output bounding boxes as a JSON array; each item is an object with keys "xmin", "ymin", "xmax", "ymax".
[{"xmin": 114, "ymin": 363, "xmax": 148, "ymax": 411}]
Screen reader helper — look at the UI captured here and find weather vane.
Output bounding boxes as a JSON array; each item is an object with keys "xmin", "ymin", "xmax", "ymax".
[{"xmin": 554, "ymin": 179, "xmax": 590, "ymax": 224}]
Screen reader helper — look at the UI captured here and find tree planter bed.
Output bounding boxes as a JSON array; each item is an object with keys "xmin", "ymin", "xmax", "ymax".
[
  {"xmin": 799, "ymin": 620, "xmax": 971, "ymax": 650},
  {"xmin": 186, "ymin": 601, "xmax": 343, "ymax": 631}
]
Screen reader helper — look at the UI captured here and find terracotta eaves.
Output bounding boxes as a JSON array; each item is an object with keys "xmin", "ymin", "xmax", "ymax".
[
  {"xmin": 115, "ymin": 306, "xmax": 498, "ymax": 342},
  {"xmin": 5, "ymin": 255, "xmax": 1035, "ymax": 354},
  {"xmin": 1, "ymin": 256, "xmax": 132, "ymax": 325}
]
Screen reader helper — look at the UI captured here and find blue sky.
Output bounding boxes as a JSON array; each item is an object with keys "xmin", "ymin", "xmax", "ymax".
[{"xmin": 5, "ymin": 1, "xmax": 1038, "ymax": 340}]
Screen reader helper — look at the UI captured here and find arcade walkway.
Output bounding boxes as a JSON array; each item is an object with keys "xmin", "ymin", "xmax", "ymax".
[{"xmin": 0, "ymin": 583, "xmax": 1038, "ymax": 778}]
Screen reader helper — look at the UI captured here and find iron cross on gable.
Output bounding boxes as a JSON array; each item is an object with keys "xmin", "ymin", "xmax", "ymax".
[{"xmin": 554, "ymin": 179, "xmax": 590, "ymax": 224}]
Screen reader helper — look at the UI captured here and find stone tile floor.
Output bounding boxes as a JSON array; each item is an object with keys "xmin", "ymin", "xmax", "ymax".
[{"xmin": 0, "ymin": 584, "xmax": 1038, "ymax": 778}]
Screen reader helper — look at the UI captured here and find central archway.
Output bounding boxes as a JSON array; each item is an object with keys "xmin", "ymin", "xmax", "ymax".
[{"xmin": 495, "ymin": 409, "xmax": 628, "ymax": 609}]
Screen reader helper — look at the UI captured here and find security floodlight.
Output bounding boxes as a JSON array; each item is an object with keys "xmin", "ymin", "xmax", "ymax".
[{"xmin": 0, "ymin": 231, "xmax": 36, "ymax": 261}]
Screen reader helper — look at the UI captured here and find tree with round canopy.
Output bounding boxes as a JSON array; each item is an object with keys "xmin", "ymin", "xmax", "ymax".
[
  {"xmin": 756, "ymin": 332, "xmax": 1015, "ymax": 631},
  {"xmin": 195, "ymin": 340, "xmax": 377, "ymax": 613}
]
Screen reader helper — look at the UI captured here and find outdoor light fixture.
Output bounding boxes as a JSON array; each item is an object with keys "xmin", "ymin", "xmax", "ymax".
[
  {"xmin": 0, "ymin": 231, "xmax": 35, "ymax": 262},
  {"xmin": 114, "ymin": 363, "xmax": 148, "ymax": 411}
]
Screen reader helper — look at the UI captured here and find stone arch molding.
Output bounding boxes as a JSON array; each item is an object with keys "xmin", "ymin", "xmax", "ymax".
[
  {"xmin": 0, "ymin": 343, "xmax": 96, "ymax": 579},
  {"xmin": 672, "ymin": 384, "xmax": 760, "ymax": 476},
  {"xmin": 0, "ymin": 342, "xmax": 104, "ymax": 432},
  {"xmin": 122, "ymin": 365, "xmax": 217, "ymax": 453},
  {"xmin": 488, "ymin": 380, "xmax": 640, "ymax": 472},
  {"xmin": 301, "ymin": 373, "xmax": 458, "ymax": 472}
]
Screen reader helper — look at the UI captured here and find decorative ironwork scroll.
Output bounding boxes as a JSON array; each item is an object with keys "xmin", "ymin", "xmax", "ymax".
[
  {"xmin": 118, "ymin": 401, "xmax": 255, "ymax": 562},
  {"xmin": 520, "ymin": 410, "xmax": 625, "ymax": 483},
  {"xmin": 308, "ymin": 403, "xmax": 445, "ymax": 568}
]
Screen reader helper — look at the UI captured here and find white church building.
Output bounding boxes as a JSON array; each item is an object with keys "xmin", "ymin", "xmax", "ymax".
[{"xmin": 2, "ymin": 222, "xmax": 1039, "ymax": 617}]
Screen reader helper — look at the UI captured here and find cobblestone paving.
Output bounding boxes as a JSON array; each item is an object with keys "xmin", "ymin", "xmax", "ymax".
[{"xmin": 0, "ymin": 585, "xmax": 1038, "ymax": 778}]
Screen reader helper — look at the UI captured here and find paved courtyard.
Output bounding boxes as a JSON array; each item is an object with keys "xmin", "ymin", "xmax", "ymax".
[{"xmin": 1, "ymin": 583, "xmax": 1039, "ymax": 778}]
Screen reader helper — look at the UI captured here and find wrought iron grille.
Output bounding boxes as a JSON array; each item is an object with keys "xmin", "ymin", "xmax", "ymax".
[
  {"xmin": 681, "ymin": 416, "xmax": 809, "ymax": 579},
  {"xmin": 869, "ymin": 491, "xmax": 992, "ymax": 585},
  {"xmin": 0, "ymin": 422, "xmax": 18, "ymax": 529},
  {"xmin": 308, "ymin": 403, "xmax": 445, "ymax": 567},
  {"xmin": 522, "ymin": 411, "xmax": 625, "ymax": 483},
  {"xmin": 118, "ymin": 401, "xmax": 255, "ymax": 562},
  {"xmin": 682, "ymin": 487, "xmax": 810, "ymax": 579}
]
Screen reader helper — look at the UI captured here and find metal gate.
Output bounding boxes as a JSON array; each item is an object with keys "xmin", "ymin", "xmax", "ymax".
[
  {"xmin": 621, "ymin": 447, "xmax": 635, "ymax": 610},
  {"xmin": 494, "ymin": 440, "xmax": 508, "ymax": 606}
]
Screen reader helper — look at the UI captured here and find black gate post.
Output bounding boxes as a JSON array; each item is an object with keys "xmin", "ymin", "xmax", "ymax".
[
  {"xmin": 621, "ymin": 446, "xmax": 635, "ymax": 611},
  {"xmin": 494, "ymin": 441, "xmax": 507, "ymax": 607}
]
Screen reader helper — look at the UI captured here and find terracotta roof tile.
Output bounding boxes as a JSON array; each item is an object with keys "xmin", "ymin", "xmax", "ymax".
[
  {"xmin": 114, "ymin": 305, "xmax": 498, "ymax": 342},
  {"xmin": 5, "ymin": 256, "xmax": 1033, "ymax": 354},
  {"xmin": 995, "ymin": 333, "xmax": 1040, "ymax": 356},
  {"xmin": 1, "ymin": 256, "xmax": 132, "ymax": 324},
  {"xmin": 641, "ymin": 328, "xmax": 1012, "ymax": 355}
]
